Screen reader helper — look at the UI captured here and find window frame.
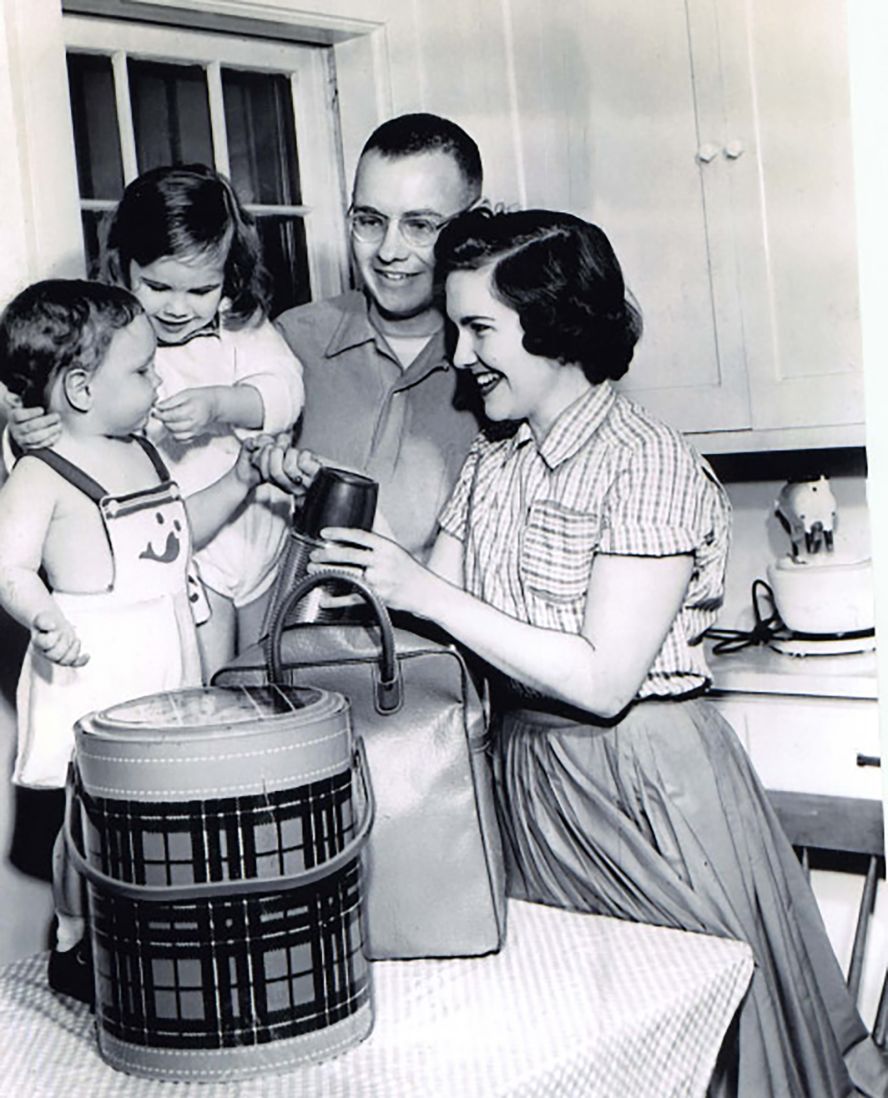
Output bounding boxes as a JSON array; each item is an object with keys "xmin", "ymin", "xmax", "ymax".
[{"xmin": 63, "ymin": 14, "xmax": 349, "ymax": 303}]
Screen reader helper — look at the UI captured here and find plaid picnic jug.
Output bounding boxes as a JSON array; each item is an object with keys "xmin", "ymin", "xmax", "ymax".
[{"xmin": 66, "ymin": 684, "xmax": 374, "ymax": 1082}]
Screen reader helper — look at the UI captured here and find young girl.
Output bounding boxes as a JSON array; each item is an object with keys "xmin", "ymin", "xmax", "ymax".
[
  {"xmin": 7, "ymin": 165, "xmax": 304, "ymax": 676},
  {"xmin": 0, "ymin": 279, "xmax": 272, "ymax": 1004},
  {"xmin": 284, "ymin": 209, "xmax": 887, "ymax": 1097}
]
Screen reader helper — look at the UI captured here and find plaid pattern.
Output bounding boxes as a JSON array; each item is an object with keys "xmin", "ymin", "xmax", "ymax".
[
  {"xmin": 439, "ymin": 382, "xmax": 731, "ymax": 699},
  {"xmin": 81, "ymin": 774, "xmax": 370, "ymax": 1052}
]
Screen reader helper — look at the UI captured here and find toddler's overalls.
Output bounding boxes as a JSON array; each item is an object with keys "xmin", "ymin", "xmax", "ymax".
[
  {"xmin": 12, "ymin": 436, "xmax": 207, "ymax": 934},
  {"xmin": 13, "ymin": 435, "xmax": 205, "ymax": 789}
]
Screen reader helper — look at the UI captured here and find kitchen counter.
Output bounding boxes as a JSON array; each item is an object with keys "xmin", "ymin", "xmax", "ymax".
[{"xmin": 704, "ymin": 638, "xmax": 879, "ymax": 701}]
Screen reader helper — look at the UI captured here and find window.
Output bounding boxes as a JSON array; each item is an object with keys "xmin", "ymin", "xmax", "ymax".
[{"xmin": 63, "ymin": 16, "xmax": 348, "ymax": 316}]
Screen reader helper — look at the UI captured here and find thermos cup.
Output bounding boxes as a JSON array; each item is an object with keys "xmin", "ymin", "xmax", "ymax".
[{"xmin": 264, "ymin": 466, "xmax": 379, "ymax": 628}]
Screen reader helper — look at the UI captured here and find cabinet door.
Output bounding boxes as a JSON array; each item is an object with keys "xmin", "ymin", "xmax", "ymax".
[
  {"xmin": 506, "ymin": 0, "xmax": 752, "ymax": 433},
  {"xmin": 505, "ymin": 0, "xmax": 862, "ymax": 444},
  {"xmin": 633, "ymin": 0, "xmax": 863, "ymax": 441},
  {"xmin": 732, "ymin": 0, "xmax": 864, "ymax": 432}
]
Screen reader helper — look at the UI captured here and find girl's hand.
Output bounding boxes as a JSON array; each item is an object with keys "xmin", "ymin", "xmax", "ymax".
[
  {"xmin": 31, "ymin": 609, "xmax": 88, "ymax": 667},
  {"xmin": 153, "ymin": 387, "xmax": 220, "ymax": 441},
  {"xmin": 309, "ymin": 527, "xmax": 434, "ymax": 615},
  {"xmin": 234, "ymin": 435, "xmax": 274, "ymax": 489},
  {"xmin": 7, "ymin": 399, "xmax": 62, "ymax": 450}
]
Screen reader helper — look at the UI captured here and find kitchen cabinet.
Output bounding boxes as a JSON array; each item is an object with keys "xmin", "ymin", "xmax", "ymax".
[
  {"xmin": 706, "ymin": 645, "xmax": 885, "ymax": 1028},
  {"xmin": 715, "ymin": 694, "xmax": 881, "ymax": 801},
  {"xmin": 518, "ymin": 0, "xmax": 864, "ymax": 451}
]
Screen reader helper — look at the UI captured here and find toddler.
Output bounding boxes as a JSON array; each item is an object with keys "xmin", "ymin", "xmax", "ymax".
[
  {"xmin": 0, "ymin": 279, "xmax": 271, "ymax": 1003},
  {"xmin": 6, "ymin": 164, "xmax": 305, "ymax": 676}
]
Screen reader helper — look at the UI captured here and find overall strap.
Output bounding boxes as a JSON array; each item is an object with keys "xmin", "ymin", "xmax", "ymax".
[
  {"xmin": 22, "ymin": 449, "xmax": 107, "ymax": 503},
  {"xmin": 131, "ymin": 433, "xmax": 172, "ymax": 483}
]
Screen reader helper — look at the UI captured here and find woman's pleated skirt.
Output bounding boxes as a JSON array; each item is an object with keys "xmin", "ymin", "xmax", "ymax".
[{"xmin": 493, "ymin": 697, "xmax": 879, "ymax": 1097}]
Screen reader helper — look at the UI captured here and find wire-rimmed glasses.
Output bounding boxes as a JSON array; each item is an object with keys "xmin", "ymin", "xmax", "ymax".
[{"xmin": 347, "ymin": 208, "xmax": 458, "ymax": 248}]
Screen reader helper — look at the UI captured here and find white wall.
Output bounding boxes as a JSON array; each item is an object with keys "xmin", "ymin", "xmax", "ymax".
[
  {"xmin": 0, "ymin": 0, "xmax": 70, "ymax": 965},
  {"xmin": 0, "ymin": 0, "xmax": 83, "ymax": 304}
]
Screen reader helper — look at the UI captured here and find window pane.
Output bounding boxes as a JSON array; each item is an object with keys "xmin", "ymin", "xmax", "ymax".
[
  {"xmin": 257, "ymin": 217, "xmax": 311, "ymax": 317},
  {"xmin": 129, "ymin": 59, "xmax": 213, "ymax": 171},
  {"xmin": 223, "ymin": 69, "xmax": 302, "ymax": 206},
  {"xmin": 80, "ymin": 212, "xmax": 102, "ymax": 277},
  {"xmin": 80, "ymin": 210, "xmax": 114, "ymax": 279},
  {"xmin": 67, "ymin": 53, "xmax": 124, "ymax": 200}
]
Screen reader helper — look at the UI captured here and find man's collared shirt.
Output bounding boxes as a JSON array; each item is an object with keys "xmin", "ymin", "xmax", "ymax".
[{"xmin": 276, "ymin": 291, "xmax": 481, "ymax": 559}]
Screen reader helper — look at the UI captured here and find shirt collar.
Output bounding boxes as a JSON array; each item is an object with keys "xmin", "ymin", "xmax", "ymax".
[
  {"xmin": 509, "ymin": 381, "xmax": 616, "ymax": 469},
  {"xmin": 324, "ymin": 292, "xmax": 381, "ymax": 357},
  {"xmin": 324, "ymin": 291, "xmax": 449, "ymax": 378}
]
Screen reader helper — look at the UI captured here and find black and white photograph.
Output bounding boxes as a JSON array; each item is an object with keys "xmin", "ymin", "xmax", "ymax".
[{"xmin": 0, "ymin": 1, "xmax": 885, "ymax": 1095}]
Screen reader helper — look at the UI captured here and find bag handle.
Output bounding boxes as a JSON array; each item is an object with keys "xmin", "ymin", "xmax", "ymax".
[
  {"xmin": 65, "ymin": 739, "xmax": 374, "ymax": 904},
  {"xmin": 266, "ymin": 570, "xmax": 403, "ymax": 714}
]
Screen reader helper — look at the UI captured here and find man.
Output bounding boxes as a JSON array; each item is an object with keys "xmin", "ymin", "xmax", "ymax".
[{"xmin": 275, "ymin": 113, "xmax": 485, "ymax": 559}]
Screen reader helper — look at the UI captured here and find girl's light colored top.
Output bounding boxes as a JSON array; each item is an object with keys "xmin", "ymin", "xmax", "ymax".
[
  {"xmin": 439, "ymin": 381, "xmax": 731, "ymax": 699},
  {"xmin": 145, "ymin": 317, "xmax": 305, "ymax": 496}
]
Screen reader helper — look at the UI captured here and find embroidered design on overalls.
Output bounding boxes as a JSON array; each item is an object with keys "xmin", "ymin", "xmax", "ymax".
[{"xmin": 139, "ymin": 511, "xmax": 183, "ymax": 564}]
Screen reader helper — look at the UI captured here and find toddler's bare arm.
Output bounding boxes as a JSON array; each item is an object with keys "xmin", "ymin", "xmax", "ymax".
[{"xmin": 0, "ymin": 460, "xmax": 87, "ymax": 666}]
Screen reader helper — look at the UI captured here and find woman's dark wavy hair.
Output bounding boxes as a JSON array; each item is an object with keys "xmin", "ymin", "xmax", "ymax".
[
  {"xmin": 435, "ymin": 208, "xmax": 642, "ymax": 383},
  {"xmin": 0, "ymin": 280, "xmax": 143, "ymax": 407},
  {"xmin": 101, "ymin": 164, "xmax": 271, "ymax": 328}
]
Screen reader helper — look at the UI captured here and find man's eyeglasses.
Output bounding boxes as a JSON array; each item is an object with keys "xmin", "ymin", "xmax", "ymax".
[{"xmin": 347, "ymin": 208, "xmax": 456, "ymax": 248}]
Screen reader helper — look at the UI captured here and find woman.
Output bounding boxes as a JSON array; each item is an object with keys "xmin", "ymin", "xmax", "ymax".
[{"xmin": 271, "ymin": 209, "xmax": 885, "ymax": 1097}]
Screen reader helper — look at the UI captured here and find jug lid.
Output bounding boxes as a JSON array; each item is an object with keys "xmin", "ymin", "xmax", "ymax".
[{"xmin": 82, "ymin": 684, "xmax": 330, "ymax": 739}]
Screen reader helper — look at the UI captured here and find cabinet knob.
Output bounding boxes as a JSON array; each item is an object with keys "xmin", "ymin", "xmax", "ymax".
[
  {"xmin": 724, "ymin": 140, "xmax": 745, "ymax": 160},
  {"xmin": 856, "ymin": 753, "xmax": 881, "ymax": 768},
  {"xmin": 696, "ymin": 143, "xmax": 721, "ymax": 164}
]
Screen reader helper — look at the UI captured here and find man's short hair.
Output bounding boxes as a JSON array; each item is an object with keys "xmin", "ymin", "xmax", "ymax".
[
  {"xmin": 360, "ymin": 113, "xmax": 482, "ymax": 195},
  {"xmin": 0, "ymin": 279, "xmax": 143, "ymax": 408}
]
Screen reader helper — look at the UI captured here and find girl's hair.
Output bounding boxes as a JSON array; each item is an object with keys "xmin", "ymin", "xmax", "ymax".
[
  {"xmin": 0, "ymin": 280, "xmax": 144, "ymax": 407},
  {"xmin": 435, "ymin": 208, "xmax": 642, "ymax": 383},
  {"xmin": 102, "ymin": 164, "xmax": 271, "ymax": 327}
]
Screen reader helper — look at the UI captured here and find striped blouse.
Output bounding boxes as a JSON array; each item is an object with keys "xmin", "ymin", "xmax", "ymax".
[{"xmin": 438, "ymin": 381, "xmax": 731, "ymax": 700}]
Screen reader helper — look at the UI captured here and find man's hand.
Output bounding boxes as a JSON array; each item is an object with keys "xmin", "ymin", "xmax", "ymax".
[
  {"xmin": 153, "ymin": 387, "xmax": 221, "ymax": 441},
  {"xmin": 251, "ymin": 437, "xmax": 321, "ymax": 505},
  {"xmin": 32, "ymin": 608, "xmax": 88, "ymax": 667},
  {"xmin": 7, "ymin": 399, "xmax": 62, "ymax": 450}
]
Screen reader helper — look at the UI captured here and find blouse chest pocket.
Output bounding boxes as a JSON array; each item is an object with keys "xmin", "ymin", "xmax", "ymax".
[{"xmin": 519, "ymin": 500, "xmax": 601, "ymax": 605}]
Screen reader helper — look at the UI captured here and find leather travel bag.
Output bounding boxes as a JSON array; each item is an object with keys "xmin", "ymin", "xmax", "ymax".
[{"xmin": 214, "ymin": 571, "xmax": 507, "ymax": 960}]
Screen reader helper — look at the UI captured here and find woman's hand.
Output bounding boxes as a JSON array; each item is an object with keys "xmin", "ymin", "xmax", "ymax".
[
  {"xmin": 153, "ymin": 387, "xmax": 221, "ymax": 441},
  {"xmin": 7, "ymin": 399, "xmax": 62, "ymax": 450},
  {"xmin": 31, "ymin": 608, "xmax": 88, "ymax": 667},
  {"xmin": 309, "ymin": 527, "xmax": 436, "ymax": 615}
]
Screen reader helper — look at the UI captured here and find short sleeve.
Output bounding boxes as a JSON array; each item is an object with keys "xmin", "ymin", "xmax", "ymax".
[
  {"xmin": 599, "ymin": 432, "xmax": 722, "ymax": 557},
  {"xmin": 437, "ymin": 436, "xmax": 485, "ymax": 542},
  {"xmin": 229, "ymin": 320, "xmax": 305, "ymax": 436}
]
